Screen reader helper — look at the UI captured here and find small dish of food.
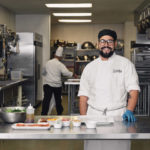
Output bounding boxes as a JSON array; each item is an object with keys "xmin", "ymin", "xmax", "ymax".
[
  {"xmin": 62, "ymin": 118, "xmax": 70, "ymax": 127},
  {"xmin": 72, "ymin": 119, "xmax": 81, "ymax": 127},
  {"xmin": 38, "ymin": 118, "xmax": 48, "ymax": 123},
  {"xmin": 47, "ymin": 118, "xmax": 57, "ymax": 125},
  {"xmin": 54, "ymin": 120, "xmax": 62, "ymax": 129}
]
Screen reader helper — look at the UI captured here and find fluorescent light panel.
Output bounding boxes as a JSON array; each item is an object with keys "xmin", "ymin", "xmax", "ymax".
[
  {"xmin": 53, "ymin": 13, "xmax": 92, "ymax": 17},
  {"xmin": 45, "ymin": 3, "xmax": 92, "ymax": 8},
  {"xmin": 58, "ymin": 19, "xmax": 92, "ymax": 23}
]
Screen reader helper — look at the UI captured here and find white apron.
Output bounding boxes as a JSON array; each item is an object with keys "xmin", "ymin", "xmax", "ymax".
[{"xmin": 84, "ymin": 106, "xmax": 130, "ymax": 150}]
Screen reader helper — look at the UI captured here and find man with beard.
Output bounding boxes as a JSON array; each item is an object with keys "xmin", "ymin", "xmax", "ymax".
[{"xmin": 78, "ymin": 29, "xmax": 140, "ymax": 150}]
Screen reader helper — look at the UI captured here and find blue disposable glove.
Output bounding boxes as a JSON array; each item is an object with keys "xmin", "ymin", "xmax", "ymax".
[{"xmin": 122, "ymin": 110, "xmax": 136, "ymax": 122}]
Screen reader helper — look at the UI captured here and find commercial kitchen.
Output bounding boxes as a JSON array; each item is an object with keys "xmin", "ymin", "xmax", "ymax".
[{"xmin": 0, "ymin": 0, "xmax": 150, "ymax": 150}]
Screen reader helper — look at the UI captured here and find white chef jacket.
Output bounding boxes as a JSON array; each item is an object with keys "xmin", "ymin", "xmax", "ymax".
[
  {"xmin": 43, "ymin": 58, "xmax": 73, "ymax": 87},
  {"xmin": 78, "ymin": 53, "xmax": 140, "ymax": 114}
]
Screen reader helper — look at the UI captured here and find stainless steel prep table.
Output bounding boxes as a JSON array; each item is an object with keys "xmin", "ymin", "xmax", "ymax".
[
  {"xmin": 64, "ymin": 80, "xmax": 80, "ymax": 114},
  {"xmin": 0, "ymin": 116, "xmax": 150, "ymax": 140},
  {"xmin": 0, "ymin": 78, "xmax": 28, "ymax": 106}
]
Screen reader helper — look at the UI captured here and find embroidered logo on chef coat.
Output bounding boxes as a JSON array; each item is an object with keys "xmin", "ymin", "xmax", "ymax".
[{"xmin": 113, "ymin": 69, "xmax": 122, "ymax": 73}]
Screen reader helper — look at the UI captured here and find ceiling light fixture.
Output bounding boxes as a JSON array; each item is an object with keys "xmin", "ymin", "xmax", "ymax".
[
  {"xmin": 45, "ymin": 3, "xmax": 92, "ymax": 8},
  {"xmin": 58, "ymin": 19, "xmax": 92, "ymax": 23},
  {"xmin": 53, "ymin": 13, "xmax": 92, "ymax": 17}
]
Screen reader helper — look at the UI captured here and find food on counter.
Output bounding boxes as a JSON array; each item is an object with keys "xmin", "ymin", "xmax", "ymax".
[
  {"xmin": 47, "ymin": 118, "xmax": 58, "ymax": 125},
  {"xmin": 72, "ymin": 119, "xmax": 81, "ymax": 127},
  {"xmin": 62, "ymin": 118, "xmax": 70, "ymax": 121},
  {"xmin": 38, "ymin": 118, "xmax": 58, "ymax": 125},
  {"xmin": 39, "ymin": 118, "xmax": 48, "ymax": 122},
  {"xmin": 5, "ymin": 108, "xmax": 26, "ymax": 113},
  {"xmin": 62, "ymin": 118, "xmax": 70, "ymax": 127},
  {"xmin": 54, "ymin": 120, "xmax": 62, "ymax": 129},
  {"xmin": 12, "ymin": 122, "xmax": 51, "ymax": 130},
  {"xmin": 16, "ymin": 123, "xmax": 50, "ymax": 127},
  {"xmin": 47, "ymin": 118, "xmax": 57, "ymax": 121}
]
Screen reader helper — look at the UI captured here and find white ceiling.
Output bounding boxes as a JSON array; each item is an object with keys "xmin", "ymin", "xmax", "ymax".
[{"xmin": 0, "ymin": 0, "xmax": 146, "ymax": 24}]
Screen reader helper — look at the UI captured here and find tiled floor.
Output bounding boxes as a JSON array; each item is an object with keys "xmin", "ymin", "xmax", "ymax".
[{"xmin": 35, "ymin": 95, "xmax": 71, "ymax": 115}]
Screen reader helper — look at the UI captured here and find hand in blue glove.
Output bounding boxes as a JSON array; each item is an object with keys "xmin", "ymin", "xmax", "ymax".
[{"xmin": 122, "ymin": 110, "xmax": 136, "ymax": 122}]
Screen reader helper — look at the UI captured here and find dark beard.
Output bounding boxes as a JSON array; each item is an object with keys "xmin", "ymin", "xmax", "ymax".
[{"xmin": 99, "ymin": 46, "xmax": 114, "ymax": 58}]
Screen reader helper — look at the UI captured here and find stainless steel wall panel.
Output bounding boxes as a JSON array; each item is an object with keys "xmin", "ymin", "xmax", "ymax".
[{"xmin": 7, "ymin": 32, "xmax": 43, "ymax": 106}]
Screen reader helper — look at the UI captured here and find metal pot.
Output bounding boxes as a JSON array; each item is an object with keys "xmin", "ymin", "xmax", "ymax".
[
  {"xmin": 0, "ymin": 106, "xmax": 26, "ymax": 123},
  {"xmin": 81, "ymin": 41, "xmax": 95, "ymax": 49}
]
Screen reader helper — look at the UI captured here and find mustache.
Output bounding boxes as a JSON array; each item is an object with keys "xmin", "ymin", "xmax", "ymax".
[{"xmin": 101, "ymin": 46, "xmax": 112, "ymax": 51}]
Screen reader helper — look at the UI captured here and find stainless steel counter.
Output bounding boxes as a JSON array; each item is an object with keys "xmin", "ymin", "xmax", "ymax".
[
  {"xmin": 0, "ymin": 79, "xmax": 28, "ymax": 90},
  {"xmin": 0, "ymin": 78, "xmax": 28, "ymax": 106},
  {"xmin": 0, "ymin": 116, "xmax": 150, "ymax": 140}
]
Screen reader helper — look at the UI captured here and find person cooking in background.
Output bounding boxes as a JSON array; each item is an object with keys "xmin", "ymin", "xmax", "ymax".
[
  {"xmin": 41, "ymin": 46, "xmax": 73, "ymax": 115},
  {"xmin": 78, "ymin": 29, "xmax": 140, "ymax": 150}
]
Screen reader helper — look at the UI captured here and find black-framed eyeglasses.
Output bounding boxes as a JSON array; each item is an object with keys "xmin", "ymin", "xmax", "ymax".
[{"xmin": 99, "ymin": 39, "xmax": 114, "ymax": 45}]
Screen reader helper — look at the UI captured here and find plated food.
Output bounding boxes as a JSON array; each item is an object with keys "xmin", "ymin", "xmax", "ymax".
[
  {"xmin": 72, "ymin": 119, "xmax": 81, "ymax": 127},
  {"xmin": 62, "ymin": 118, "xmax": 70, "ymax": 127},
  {"xmin": 38, "ymin": 118, "xmax": 58, "ymax": 124},
  {"xmin": 16, "ymin": 123, "xmax": 50, "ymax": 127},
  {"xmin": 37, "ymin": 116, "xmax": 114, "ymax": 129},
  {"xmin": 54, "ymin": 120, "xmax": 62, "ymax": 129},
  {"xmin": 12, "ymin": 123, "xmax": 51, "ymax": 130},
  {"xmin": 47, "ymin": 118, "xmax": 57, "ymax": 125},
  {"xmin": 38, "ymin": 118, "xmax": 48, "ymax": 123}
]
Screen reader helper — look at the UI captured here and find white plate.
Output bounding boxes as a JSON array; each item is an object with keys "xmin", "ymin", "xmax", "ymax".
[{"xmin": 12, "ymin": 123, "xmax": 51, "ymax": 130}]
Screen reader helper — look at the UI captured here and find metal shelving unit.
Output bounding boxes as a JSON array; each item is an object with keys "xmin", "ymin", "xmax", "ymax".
[
  {"xmin": 74, "ymin": 49, "xmax": 99, "ymax": 75},
  {"xmin": 131, "ymin": 45, "xmax": 150, "ymax": 116}
]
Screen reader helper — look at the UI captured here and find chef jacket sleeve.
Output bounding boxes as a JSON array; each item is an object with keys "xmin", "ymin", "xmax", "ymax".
[
  {"xmin": 78, "ymin": 66, "xmax": 90, "ymax": 97},
  {"xmin": 60, "ymin": 63, "xmax": 73, "ymax": 77},
  {"xmin": 125, "ymin": 61, "xmax": 140, "ymax": 92}
]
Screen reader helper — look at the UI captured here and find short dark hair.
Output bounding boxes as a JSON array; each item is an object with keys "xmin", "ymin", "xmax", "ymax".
[{"xmin": 98, "ymin": 29, "xmax": 117, "ymax": 41}]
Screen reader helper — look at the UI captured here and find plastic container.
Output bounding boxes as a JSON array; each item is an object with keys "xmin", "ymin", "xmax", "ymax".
[
  {"xmin": 72, "ymin": 119, "xmax": 81, "ymax": 127},
  {"xmin": 25, "ymin": 104, "xmax": 34, "ymax": 123},
  {"xmin": 54, "ymin": 120, "xmax": 62, "ymax": 129},
  {"xmin": 11, "ymin": 71, "xmax": 22, "ymax": 80},
  {"xmin": 86, "ymin": 121, "xmax": 97, "ymax": 129}
]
